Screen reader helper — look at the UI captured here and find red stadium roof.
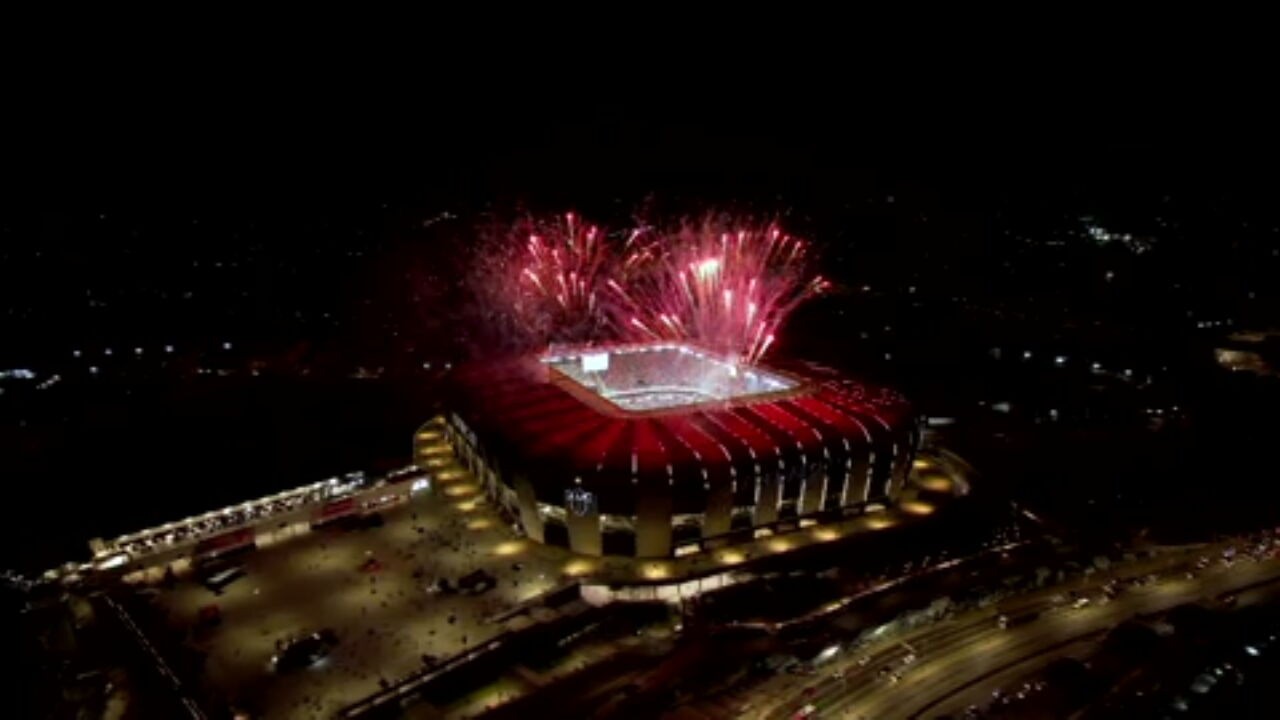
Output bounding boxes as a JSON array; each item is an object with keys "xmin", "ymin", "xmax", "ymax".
[{"xmin": 449, "ymin": 352, "xmax": 914, "ymax": 513}]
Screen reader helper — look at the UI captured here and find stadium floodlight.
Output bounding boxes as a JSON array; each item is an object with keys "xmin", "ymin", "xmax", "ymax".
[{"xmin": 581, "ymin": 352, "xmax": 609, "ymax": 373}]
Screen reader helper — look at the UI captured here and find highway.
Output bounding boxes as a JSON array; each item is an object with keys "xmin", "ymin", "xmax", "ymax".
[{"xmin": 712, "ymin": 543, "xmax": 1280, "ymax": 720}]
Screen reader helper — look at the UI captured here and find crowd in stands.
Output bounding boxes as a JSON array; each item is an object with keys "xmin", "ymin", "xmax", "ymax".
[{"xmin": 551, "ymin": 345, "xmax": 793, "ymax": 411}]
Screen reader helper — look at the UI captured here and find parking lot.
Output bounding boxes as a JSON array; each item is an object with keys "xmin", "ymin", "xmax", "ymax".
[{"xmin": 150, "ymin": 464, "xmax": 572, "ymax": 719}]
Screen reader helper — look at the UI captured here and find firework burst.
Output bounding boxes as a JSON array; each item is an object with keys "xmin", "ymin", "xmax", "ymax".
[
  {"xmin": 611, "ymin": 217, "xmax": 828, "ymax": 363},
  {"xmin": 468, "ymin": 211, "xmax": 826, "ymax": 362},
  {"xmin": 504, "ymin": 212, "xmax": 612, "ymax": 344}
]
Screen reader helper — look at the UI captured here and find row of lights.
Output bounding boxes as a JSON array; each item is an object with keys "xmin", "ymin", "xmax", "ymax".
[
  {"xmin": 73, "ymin": 342, "xmax": 237, "ymax": 360},
  {"xmin": 73, "ymin": 343, "xmax": 224, "ymax": 358},
  {"xmin": 1007, "ymin": 348, "xmax": 1137, "ymax": 377}
]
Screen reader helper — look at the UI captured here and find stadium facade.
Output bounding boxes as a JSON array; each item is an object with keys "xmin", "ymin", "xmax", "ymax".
[{"xmin": 420, "ymin": 343, "xmax": 920, "ymax": 558}]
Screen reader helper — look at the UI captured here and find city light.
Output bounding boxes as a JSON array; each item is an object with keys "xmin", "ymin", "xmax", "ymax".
[
  {"xmin": 916, "ymin": 474, "xmax": 953, "ymax": 493},
  {"xmin": 718, "ymin": 549, "xmax": 746, "ymax": 564},
  {"xmin": 866, "ymin": 515, "xmax": 897, "ymax": 530},
  {"xmin": 444, "ymin": 483, "xmax": 477, "ymax": 497},
  {"xmin": 812, "ymin": 527, "xmax": 841, "ymax": 542},
  {"xmin": 562, "ymin": 558, "xmax": 597, "ymax": 577},
  {"xmin": 95, "ymin": 553, "xmax": 129, "ymax": 570},
  {"xmin": 768, "ymin": 537, "xmax": 793, "ymax": 553},
  {"xmin": 900, "ymin": 501, "xmax": 936, "ymax": 516},
  {"xmin": 641, "ymin": 562, "xmax": 672, "ymax": 580},
  {"xmin": 493, "ymin": 540, "xmax": 526, "ymax": 556}
]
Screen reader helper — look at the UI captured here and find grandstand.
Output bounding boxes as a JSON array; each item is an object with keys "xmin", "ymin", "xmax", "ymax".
[{"xmin": 545, "ymin": 344, "xmax": 795, "ymax": 413}]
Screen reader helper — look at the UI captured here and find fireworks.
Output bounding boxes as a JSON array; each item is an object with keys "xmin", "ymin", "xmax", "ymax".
[
  {"xmin": 468, "ymin": 212, "xmax": 612, "ymax": 348},
  {"xmin": 612, "ymin": 218, "xmax": 828, "ymax": 363},
  {"xmin": 472, "ymin": 211, "xmax": 827, "ymax": 362},
  {"xmin": 513, "ymin": 212, "xmax": 610, "ymax": 342}
]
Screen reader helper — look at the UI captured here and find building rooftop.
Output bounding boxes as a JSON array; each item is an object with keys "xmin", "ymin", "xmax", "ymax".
[{"xmin": 450, "ymin": 346, "xmax": 914, "ymax": 510}]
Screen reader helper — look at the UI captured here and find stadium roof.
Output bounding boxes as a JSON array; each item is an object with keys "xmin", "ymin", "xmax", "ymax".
[{"xmin": 449, "ymin": 349, "xmax": 913, "ymax": 513}]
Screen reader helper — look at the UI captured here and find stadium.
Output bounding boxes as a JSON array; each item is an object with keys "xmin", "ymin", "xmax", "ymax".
[{"xmin": 422, "ymin": 342, "xmax": 920, "ymax": 558}]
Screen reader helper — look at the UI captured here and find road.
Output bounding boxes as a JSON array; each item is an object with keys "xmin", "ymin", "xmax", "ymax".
[
  {"xmin": 706, "ymin": 547, "xmax": 1179, "ymax": 718},
  {"xmin": 704, "ymin": 542, "xmax": 1280, "ymax": 720}
]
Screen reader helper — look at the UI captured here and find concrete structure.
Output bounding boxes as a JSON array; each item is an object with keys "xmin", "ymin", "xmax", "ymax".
[{"xmin": 423, "ymin": 343, "xmax": 920, "ymax": 558}]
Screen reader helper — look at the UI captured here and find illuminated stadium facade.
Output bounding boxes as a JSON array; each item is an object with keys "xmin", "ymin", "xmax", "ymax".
[{"xmin": 424, "ymin": 343, "xmax": 921, "ymax": 558}]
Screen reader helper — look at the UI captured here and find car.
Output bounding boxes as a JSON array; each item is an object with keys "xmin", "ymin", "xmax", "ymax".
[
  {"xmin": 201, "ymin": 564, "xmax": 246, "ymax": 594},
  {"xmin": 458, "ymin": 569, "xmax": 498, "ymax": 594},
  {"xmin": 272, "ymin": 631, "xmax": 338, "ymax": 673},
  {"xmin": 793, "ymin": 703, "xmax": 818, "ymax": 719}
]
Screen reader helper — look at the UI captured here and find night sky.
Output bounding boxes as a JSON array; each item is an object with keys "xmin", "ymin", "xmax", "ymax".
[{"xmin": 10, "ymin": 44, "xmax": 1278, "ymax": 214}]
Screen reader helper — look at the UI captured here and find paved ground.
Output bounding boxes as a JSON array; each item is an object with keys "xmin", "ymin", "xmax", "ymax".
[
  {"xmin": 428, "ymin": 626, "xmax": 675, "ymax": 719},
  {"xmin": 714, "ymin": 543, "xmax": 1280, "ymax": 720},
  {"xmin": 928, "ymin": 561, "xmax": 1280, "ymax": 719},
  {"xmin": 149, "ymin": 458, "xmax": 571, "ymax": 719}
]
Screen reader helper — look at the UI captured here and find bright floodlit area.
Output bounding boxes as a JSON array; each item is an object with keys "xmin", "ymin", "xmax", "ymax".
[
  {"xmin": 148, "ymin": 468, "xmax": 573, "ymax": 718},
  {"xmin": 544, "ymin": 343, "xmax": 796, "ymax": 412}
]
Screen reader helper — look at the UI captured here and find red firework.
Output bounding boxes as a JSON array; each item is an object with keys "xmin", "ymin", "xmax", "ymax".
[
  {"xmin": 610, "ymin": 218, "xmax": 828, "ymax": 363},
  {"xmin": 473, "ymin": 212, "xmax": 825, "ymax": 362},
  {"xmin": 511, "ymin": 212, "xmax": 611, "ymax": 343}
]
